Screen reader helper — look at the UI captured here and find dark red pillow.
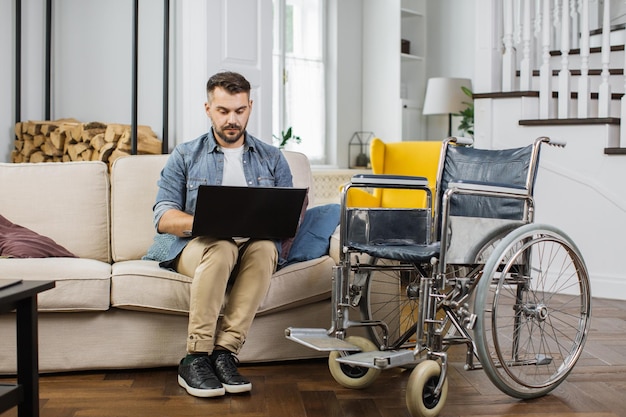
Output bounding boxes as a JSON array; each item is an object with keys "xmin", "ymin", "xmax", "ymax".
[{"xmin": 0, "ymin": 215, "xmax": 77, "ymax": 258}]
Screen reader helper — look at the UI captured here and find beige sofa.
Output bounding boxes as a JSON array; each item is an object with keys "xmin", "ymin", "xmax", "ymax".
[{"xmin": 0, "ymin": 151, "xmax": 337, "ymax": 373}]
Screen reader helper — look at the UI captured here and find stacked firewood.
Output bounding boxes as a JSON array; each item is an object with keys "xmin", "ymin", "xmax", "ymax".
[{"xmin": 12, "ymin": 119, "xmax": 162, "ymax": 167}]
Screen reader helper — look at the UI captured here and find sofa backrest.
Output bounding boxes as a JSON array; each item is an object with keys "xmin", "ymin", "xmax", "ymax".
[
  {"xmin": 284, "ymin": 150, "xmax": 316, "ymax": 206},
  {"xmin": 0, "ymin": 161, "xmax": 111, "ymax": 262},
  {"xmin": 110, "ymin": 150, "xmax": 315, "ymax": 262},
  {"xmin": 110, "ymin": 154, "xmax": 168, "ymax": 262}
]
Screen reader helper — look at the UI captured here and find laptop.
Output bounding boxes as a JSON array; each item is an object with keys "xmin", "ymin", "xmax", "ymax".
[{"xmin": 191, "ymin": 185, "xmax": 308, "ymax": 239}]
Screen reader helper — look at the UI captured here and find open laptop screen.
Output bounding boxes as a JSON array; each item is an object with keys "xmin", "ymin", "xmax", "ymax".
[{"xmin": 191, "ymin": 185, "xmax": 307, "ymax": 239}]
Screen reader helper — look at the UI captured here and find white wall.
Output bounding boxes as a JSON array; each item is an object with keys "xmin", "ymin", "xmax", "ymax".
[
  {"xmin": 424, "ymin": 0, "xmax": 476, "ymax": 140},
  {"xmin": 329, "ymin": 0, "xmax": 363, "ymax": 168},
  {"xmin": 0, "ymin": 0, "xmax": 271, "ymax": 162},
  {"xmin": 1, "ymin": 0, "xmax": 477, "ymax": 163},
  {"xmin": 475, "ymin": 97, "xmax": 626, "ymax": 300},
  {"xmin": 52, "ymin": 0, "xmax": 163, "ymax": 130}
]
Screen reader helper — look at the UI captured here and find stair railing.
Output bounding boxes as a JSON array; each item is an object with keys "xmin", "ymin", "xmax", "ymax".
[{"xmin": 502, "ymin": 0, "xmax": 615, "ymax": 122}]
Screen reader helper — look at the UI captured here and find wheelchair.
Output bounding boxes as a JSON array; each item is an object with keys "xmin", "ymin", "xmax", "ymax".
[{"xmin": 286, "ymin": 136, "xmax": 591, "ymax": 417}]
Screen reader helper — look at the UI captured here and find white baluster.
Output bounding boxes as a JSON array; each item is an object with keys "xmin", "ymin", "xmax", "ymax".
[
  {"xmin": 534, "ymin": 0, "xmax": 542, "ymax": 37},
  {"xmin": 540, "ymin": 0, "xmax": 552, "ymax": 118},
  {"xmin": 553, "ymin": 0, "xmax": 562, "ymax": 50},
  {"xmin": 621, "ymin": 9, "xmax": 626, "ymax": 145},
  {"xmin": 578, "ymin": 0, "xmax": 590, "ymax": 118},
  {"xmin": 598, "ymin": 0, "xmax": 611, "ymax": 117},
  {"xmin": 503, "ymin": 0, "xmax": 516, "ymax": 91},
  {"xmin": 558, "ymin": 0, "xmax": 571, "ymax": 118},
  {"xmin": 520, "ymin": 0, "xmax": 533, "ymax": 90},
  {"xmin": 515, "ymin": 0, "xmax": 523, "ymax": 45},
  {"xmin": 534, "ymin": 0, "xmax": 543, "ymax": 68},
  {"xmin": 571, "ymin": 0, "xmax": 580, "ymax": 49}
]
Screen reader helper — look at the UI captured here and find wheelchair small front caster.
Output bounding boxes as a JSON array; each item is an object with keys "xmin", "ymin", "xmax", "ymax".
[
  {"xmin": 406, "ymin": 360, "xmax": 448, "ymax": 417},
  {"xmin": 328, "ymin": 336, "xmax": 381, "ymax": 389}
]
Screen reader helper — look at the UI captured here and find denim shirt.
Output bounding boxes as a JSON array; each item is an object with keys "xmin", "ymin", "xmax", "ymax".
[{"xmin": 153, "ymin": 130, "xmax": 293, "ymax": 265}]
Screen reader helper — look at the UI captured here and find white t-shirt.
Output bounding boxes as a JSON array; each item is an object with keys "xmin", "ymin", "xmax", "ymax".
[{"xmin": 221, "ymin": 146, "xmax": 248, "ymax": 187}]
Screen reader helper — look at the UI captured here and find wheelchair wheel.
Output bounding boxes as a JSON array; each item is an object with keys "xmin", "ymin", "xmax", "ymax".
[
  {"xmin": 328, "ymin": 336, "xmax": 381, "ymax": 389},
  {"xmin": 474, "ymin": 223, "xmax": 591, "ymax": 399},
  {"xmin": 359, "ymin": 259, "xmax": 467, "ymax": 351},
  {"xmin": 359, "ymin": 258, "xmax": 424, "ymax": 350},
  {"xmin": 406, "ymin": 360, "xmax": 448, "ymax": 417}
]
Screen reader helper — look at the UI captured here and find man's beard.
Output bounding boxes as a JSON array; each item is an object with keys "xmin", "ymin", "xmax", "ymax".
[{"xmin": 214, "ymin": 123, "xmax": 245, "ymax": 144}]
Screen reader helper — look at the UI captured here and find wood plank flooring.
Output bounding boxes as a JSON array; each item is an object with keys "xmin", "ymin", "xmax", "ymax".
[{"xmin": 2, "ymin": 296, "xmax": 626, "ymax": 417}]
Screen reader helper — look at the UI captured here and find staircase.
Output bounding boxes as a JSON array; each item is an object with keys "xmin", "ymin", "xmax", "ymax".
[{"xmin": 473, "ymin": 0, "xmax": 626, "ymax": 301}]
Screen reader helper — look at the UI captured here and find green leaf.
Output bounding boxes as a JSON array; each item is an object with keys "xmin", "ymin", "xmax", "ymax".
[
  {"xmin": 274, "ymin": 126, "xmax": 301, "ymax": 149},
  {"xmin": 454, "ymin": 86, "xmax": 474, "ymax": 137}
]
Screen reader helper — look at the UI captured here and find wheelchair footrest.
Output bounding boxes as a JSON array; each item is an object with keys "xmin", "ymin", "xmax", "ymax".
[
  {"xmin": 284, "ymin": 327, "xmax": 362, "ymax": 352},
  {"xmin": 336, "ymin": 349, "xmax": 416, "ymax": 370}
]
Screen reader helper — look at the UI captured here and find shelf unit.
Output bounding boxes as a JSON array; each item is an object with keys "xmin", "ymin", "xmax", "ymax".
[
  {"xmin": 363, "ymin": 0, "xmax": 426, "ymax": 141},
  {"xmin": 13, "ymin": 0, "xmax": 170, "ymax": 154},
  {"xmin": 400, "ymin": 0, "xmax": 425, "ymax": 140}
]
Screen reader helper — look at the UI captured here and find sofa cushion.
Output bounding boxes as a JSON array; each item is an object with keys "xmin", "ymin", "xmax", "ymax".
[
  {"xmin": 0, "ymin": 161, "xmax": 111, "ymax": 262},
  {"xmin": 257, "ymin": 256, "xmax": 334, "ymax": 314},
  {"xmin": 111, "ymin": 260, "xmax": 192, "ymax": 314},
  {"xmin": 0, "ymin": 215, "xmax": 76, "ymax": 258},
  {"xmin": 0, "ymin": 258, "xmax": 111, "ymax": 311},
  {"xmin": 110, "ymin": 155, "xmax": 169, "ymax": 262},
  {"xmin": 282, "ymin": 151, "xmax": 316, "ymax": 206},
  {"xmin": 111, "ymin": 256, "xmax": 334, "ymax": 315}
]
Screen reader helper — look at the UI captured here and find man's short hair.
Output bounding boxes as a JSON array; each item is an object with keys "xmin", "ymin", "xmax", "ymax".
[{"xmin": 206, "ymin": 71, "xmax": 251, "ymax": 99}]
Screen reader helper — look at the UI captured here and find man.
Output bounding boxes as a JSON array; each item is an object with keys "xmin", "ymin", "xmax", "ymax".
[{"xmin": 153, "ymin": 71, "xmax": 293, "ymax": 398}]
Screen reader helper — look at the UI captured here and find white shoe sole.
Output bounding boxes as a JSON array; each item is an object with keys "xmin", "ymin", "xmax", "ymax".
[
  {"xmin": 178, "ymin": 375, "xmax": 226, "ymax": 398},
  {"xmin": 223, "ymin": 382, "xmax": 252, "ymax": 394}
]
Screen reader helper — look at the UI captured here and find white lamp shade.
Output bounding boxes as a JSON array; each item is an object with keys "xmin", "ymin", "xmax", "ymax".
[{"xmin": 422, "ymin": 77, "xmax": 472, "ymax": 115}]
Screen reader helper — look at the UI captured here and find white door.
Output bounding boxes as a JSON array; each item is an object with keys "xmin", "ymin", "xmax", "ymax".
[{"xmin": 176, "ymin": 0, "xmax": 272, "ymax": 146}]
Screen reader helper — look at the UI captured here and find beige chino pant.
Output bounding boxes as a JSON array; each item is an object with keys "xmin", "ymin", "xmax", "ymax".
[{"xmin": 175, "ymin": 237, "xmax": 277, "ymax": 355}]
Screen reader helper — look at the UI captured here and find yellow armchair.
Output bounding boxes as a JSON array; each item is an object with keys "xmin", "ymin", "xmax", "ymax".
[{"xmin": 347, "ymin": 138, "xmax": 442, "ymax": 208}]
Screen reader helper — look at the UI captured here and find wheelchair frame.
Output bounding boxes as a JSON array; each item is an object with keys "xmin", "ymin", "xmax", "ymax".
[{"xmin": 286, "ymin": 136, "xmax": 591, "ymax": 417}]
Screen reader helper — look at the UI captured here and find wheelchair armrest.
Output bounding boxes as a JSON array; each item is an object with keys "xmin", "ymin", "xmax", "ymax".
[
  {"xmin": 350, "ymin": 174, "xmax": 429, "ymax": 187},
  {"xmin": 448, "ymin": 136, "xmax": 474, "ymax": 146},
  {"xmin": 448, "ymin": 180, "xmax": 528, "ymax": 196}
]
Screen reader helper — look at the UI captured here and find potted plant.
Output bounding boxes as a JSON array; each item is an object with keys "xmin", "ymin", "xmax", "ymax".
[
  {"xmin": 454, "ymin": 86, "xmax": 474, "ymax": 137},
  {"xmin": 273, "ymin": 127, "xmax": 301, "ymax": 149}
]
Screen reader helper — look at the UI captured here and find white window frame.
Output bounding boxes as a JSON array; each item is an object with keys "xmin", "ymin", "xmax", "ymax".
[{"xmin": 273, "ymin": 0, "xmax": 327, "ymax": 165}]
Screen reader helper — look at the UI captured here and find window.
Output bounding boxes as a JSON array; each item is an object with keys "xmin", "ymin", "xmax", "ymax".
[{"xmin": 273, "ymin": 0, "xmax": 326, "ymax": 164}]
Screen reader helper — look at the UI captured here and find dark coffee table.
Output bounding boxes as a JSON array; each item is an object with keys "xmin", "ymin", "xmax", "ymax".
[{"xmin": 0, "ymin": 279, "xmax": 55, "ymax": 417}]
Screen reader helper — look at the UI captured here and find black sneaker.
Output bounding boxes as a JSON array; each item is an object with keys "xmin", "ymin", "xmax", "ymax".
[
  {"xmin": 210, "ymin": 350, "xmax": 252, "ymax": 393},
  {"xmin": 178, "ymin": 355, "xmax": 225, "ymax": 398}
]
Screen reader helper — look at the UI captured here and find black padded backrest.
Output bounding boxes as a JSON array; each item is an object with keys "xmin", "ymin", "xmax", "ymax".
[{"xmin": 439, "ymin": 144, "xmax": 535, "ymax": 220}]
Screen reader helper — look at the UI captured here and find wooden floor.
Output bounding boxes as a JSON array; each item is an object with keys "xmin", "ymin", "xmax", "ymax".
[{"xmin": 2, "ymin": 296, "xmax": 626, "ymax": 417}]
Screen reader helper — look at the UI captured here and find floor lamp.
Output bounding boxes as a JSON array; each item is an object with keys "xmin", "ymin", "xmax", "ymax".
[{"xmin": 422, "ymin": 77, "xmax": 472, "ymax": 137}]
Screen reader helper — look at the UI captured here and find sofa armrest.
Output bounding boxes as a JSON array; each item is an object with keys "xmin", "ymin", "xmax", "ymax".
[{"xmin": 328, "ymin": 225, "xmax": 341, "ymax": 264}]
